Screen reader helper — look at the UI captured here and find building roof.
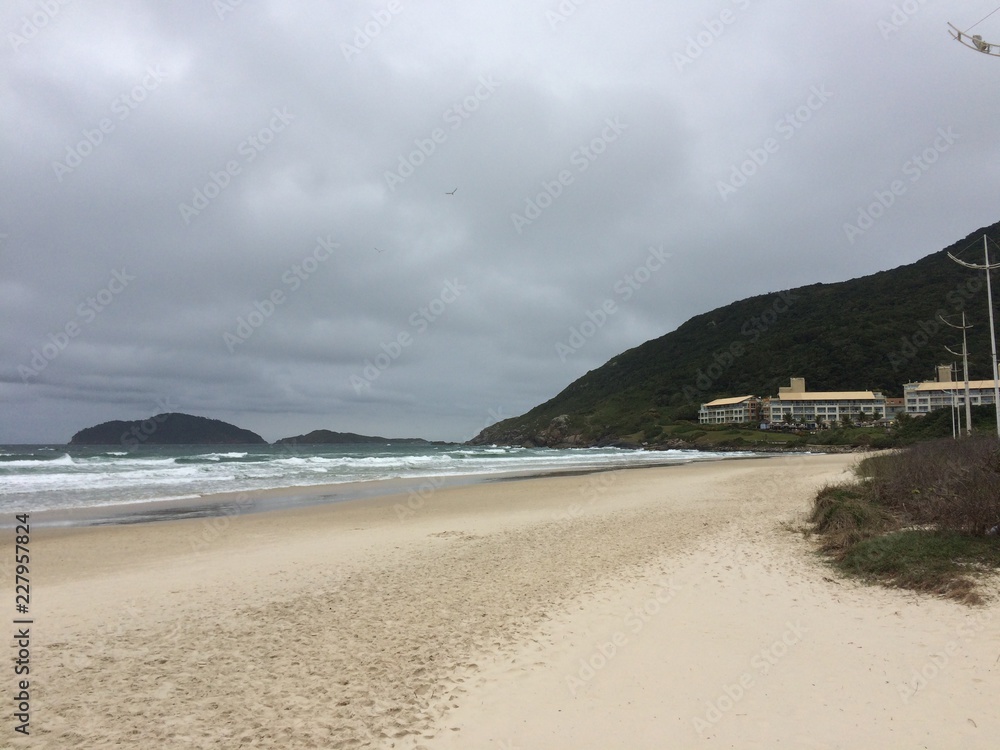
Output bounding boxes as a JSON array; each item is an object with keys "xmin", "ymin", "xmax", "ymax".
[
  {"xmin": 702, "ymin": 396, "xmax": 756, "ymax": 407},
  {"xmin": 906, "ymin": 380, "xmax": 999, "ymax": 393},
  {"xmin": 771, "ymin": 391, "xmax": 882, "ymax": 401}
]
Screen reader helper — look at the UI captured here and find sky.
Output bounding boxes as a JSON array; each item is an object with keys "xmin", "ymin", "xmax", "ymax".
[{"xmin": 3, "ymin": 0, "xmax": 1000, "ymax": 444}]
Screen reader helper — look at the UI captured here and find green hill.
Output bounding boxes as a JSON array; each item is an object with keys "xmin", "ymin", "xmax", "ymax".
[
  {"xmin": 273, "ymin": 430, "xmax": 435, "ymax": 446},
  {"xmin": 471, "ymin": 222, "xmax": 1000, "ymax": 448},
  {"xmin": 70, "ymin": 413, "xmax": 267, "ymax": 447}
]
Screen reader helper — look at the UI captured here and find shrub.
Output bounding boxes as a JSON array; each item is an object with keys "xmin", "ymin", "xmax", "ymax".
[
  {"xmin": 858, "ymin": 437, "xmax": 1000, "ymax": 535},
  {"xmin": 809, "ymin": 483, "xmax": 898, "ymax": 557},
  {"xmin": 838, "ymin": 530, "xmax": 1000, "ymax": 603},
  {"xmin": 810, "ymin": 436, "xmax": 1000, "ymax": 602}
]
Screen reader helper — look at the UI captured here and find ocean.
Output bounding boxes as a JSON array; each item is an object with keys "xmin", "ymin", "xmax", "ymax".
[{"xmin": 0, "ymin": 442, "xmax": 754, "ymax": 524}]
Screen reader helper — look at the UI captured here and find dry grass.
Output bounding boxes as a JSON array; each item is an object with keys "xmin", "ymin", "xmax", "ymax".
[
  {"xmin": 854, "ymin": 437, "xmax": 1000, "ymax": 535},
  {"xmin": 809, "ymin": 437, "xmax": 1000, "ymax": 603}
]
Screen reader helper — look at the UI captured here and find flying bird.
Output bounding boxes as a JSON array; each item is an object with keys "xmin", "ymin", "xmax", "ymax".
[{"xmin": 445, "ymin": 188, "xmax": 458, "ymax": 195}]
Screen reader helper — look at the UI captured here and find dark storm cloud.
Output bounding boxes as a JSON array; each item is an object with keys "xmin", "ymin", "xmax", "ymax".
[{"xmin": 3, "ymin": 0, "xmax": 1000, "ymax": 442}]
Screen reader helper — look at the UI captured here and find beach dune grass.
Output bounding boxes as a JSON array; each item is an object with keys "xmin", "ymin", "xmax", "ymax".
[
  {"xmin": 809, "ymin": 482, "xmax": 897, "ymax": 556},
  {"xmin": 839, "ymin": 529, "xmax": 1000, "ymax": 603},
  {"xmin": 809, "ymin": 436, "xmax": 1000, "ymax": 602}
]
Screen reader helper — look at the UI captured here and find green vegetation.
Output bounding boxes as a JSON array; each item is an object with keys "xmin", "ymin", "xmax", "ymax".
[
  {"xmin": 656, "ymin": 422, "xmax": 806, "ymax": 449},
  {"xmin": 69, "ymin": 413, "xmax": 267, "ymax": 446},
  {"xmin": 472, "ymin": 221, "xmax": 1000, "ymax": 448},
  {"xmin": 273, "ymin": 430, "xmax": 435, "ymax": 445},
  {"xmin": 891, "ymin": 405, "xmax": 998, "ymax": 444},
  {"xmin": 808, "ymin": 437, "xmax": 1000, "ymax": 603}
]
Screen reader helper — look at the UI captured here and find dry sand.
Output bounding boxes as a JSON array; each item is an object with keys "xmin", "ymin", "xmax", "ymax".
[{"xmin": 5, "ymin": 453, "xmax": 999, "ymax": 749}]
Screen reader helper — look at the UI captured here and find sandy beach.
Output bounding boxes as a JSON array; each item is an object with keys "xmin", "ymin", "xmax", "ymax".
[{"xmin": 7, "ymin": 453, "xmax": 999, "ymax": 749}]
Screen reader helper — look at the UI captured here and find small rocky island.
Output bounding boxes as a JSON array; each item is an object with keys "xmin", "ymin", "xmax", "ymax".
[
  {"xmin": 273, "ymin": 429, "xmax": 437, "ymax": 446},
  {"xmin": 69, "ymin": 413, "xmax": 267, "ymax": 446}
]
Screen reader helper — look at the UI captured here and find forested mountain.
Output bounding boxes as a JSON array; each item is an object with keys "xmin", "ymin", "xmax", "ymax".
[{"xmin": 471, "ymin": 222, "xmax": 1000, "ymax": 448}]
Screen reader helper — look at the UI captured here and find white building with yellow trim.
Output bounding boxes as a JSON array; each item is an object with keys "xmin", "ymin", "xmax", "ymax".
[
  {"xmin": 764, "ymin": 378, "xmax": 886, "ymax": 425},
  {"xmin": 904, "ymin": 365, "xmax": 999, "ymax": 415},
  {"xmin": 697, "ymin": 396, "xmax": 760, "ymax": 425}
]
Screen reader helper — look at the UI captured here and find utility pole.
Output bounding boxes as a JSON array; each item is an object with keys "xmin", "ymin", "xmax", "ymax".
[
  {"xmin": 948, "ymin": 363, "xmax": 958, "ymax": 439},
  {"xmin": 946, "ymin": 31, "xmax": 1000, "ymax": 435},
  {"xmin": 947, "ymin": 235, "xmax": 1000, "ymax": 438},
  {"xmin": 941, "ymin": 311, "xmax": 973, "ymax": 436}
]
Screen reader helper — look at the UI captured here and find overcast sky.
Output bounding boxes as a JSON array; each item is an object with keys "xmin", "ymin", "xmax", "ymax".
[{"xmin": 3, "ymin": 1, "xmax": 1000, "ymax": 444}]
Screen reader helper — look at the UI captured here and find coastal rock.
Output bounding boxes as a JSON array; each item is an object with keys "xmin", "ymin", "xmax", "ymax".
[
  {"xmin": 69, "ymin": 413, "xmax": 267, "ymax": 446},
  {"xmin": 273, "ymin": 429, "xmax": 434, "ymax": 446},
  {"xmin": 469, "ymin": 414, "xmax": 590, "ymax": 449}
]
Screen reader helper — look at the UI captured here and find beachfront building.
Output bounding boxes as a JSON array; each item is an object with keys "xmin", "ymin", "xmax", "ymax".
[
  {"xmin": 764, "ymin": 377, "xmax": 886, "ymax": 426},
  {"xmin": 903, "ymin": 365, "xmax": 999, "ymax": 415},
  {"xmin": 698, "ymin": 396, "xmax": 761, "ymax": 425},
  {"xmin": 883, "ymin": 397, "xmax": 906, "ymax": 423}
]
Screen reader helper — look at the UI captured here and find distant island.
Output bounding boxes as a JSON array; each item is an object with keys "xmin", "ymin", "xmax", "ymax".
[
  {"xmin": 69, "ymin": 413, "xmax": 267, "ymax": 447},
  {"xmin": 273, "ymin": 430, "xmax": 443, "ymax": 446}
]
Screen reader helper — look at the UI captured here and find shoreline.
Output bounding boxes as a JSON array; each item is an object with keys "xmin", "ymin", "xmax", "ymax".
[
  {"xmin": 12, "ymin": 452, "xmax": 998, "ymax": 748},
  {"xmin": 11, "ymin": 450, "xmax": 780, "ymax": 528}
]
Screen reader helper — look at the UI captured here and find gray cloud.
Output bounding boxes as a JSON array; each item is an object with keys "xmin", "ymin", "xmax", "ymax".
[{"xmin": 3, "ymin": 0, "xmax": 1000, "ymax": 442}]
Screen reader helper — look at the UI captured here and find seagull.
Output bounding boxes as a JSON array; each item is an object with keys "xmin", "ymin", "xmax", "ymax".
[{"xmin": 445, "ymin": 188, "xmax": 458, "ymax": 195}]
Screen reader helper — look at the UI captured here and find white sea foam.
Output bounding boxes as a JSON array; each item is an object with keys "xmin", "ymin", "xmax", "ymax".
[
  {"xmin": 0, "ymin": 443, "xmax": 752, "ymax": 515},
  {"xmin": 1, "ymin": 453, "xmax": 76, "ymax": 467}
]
